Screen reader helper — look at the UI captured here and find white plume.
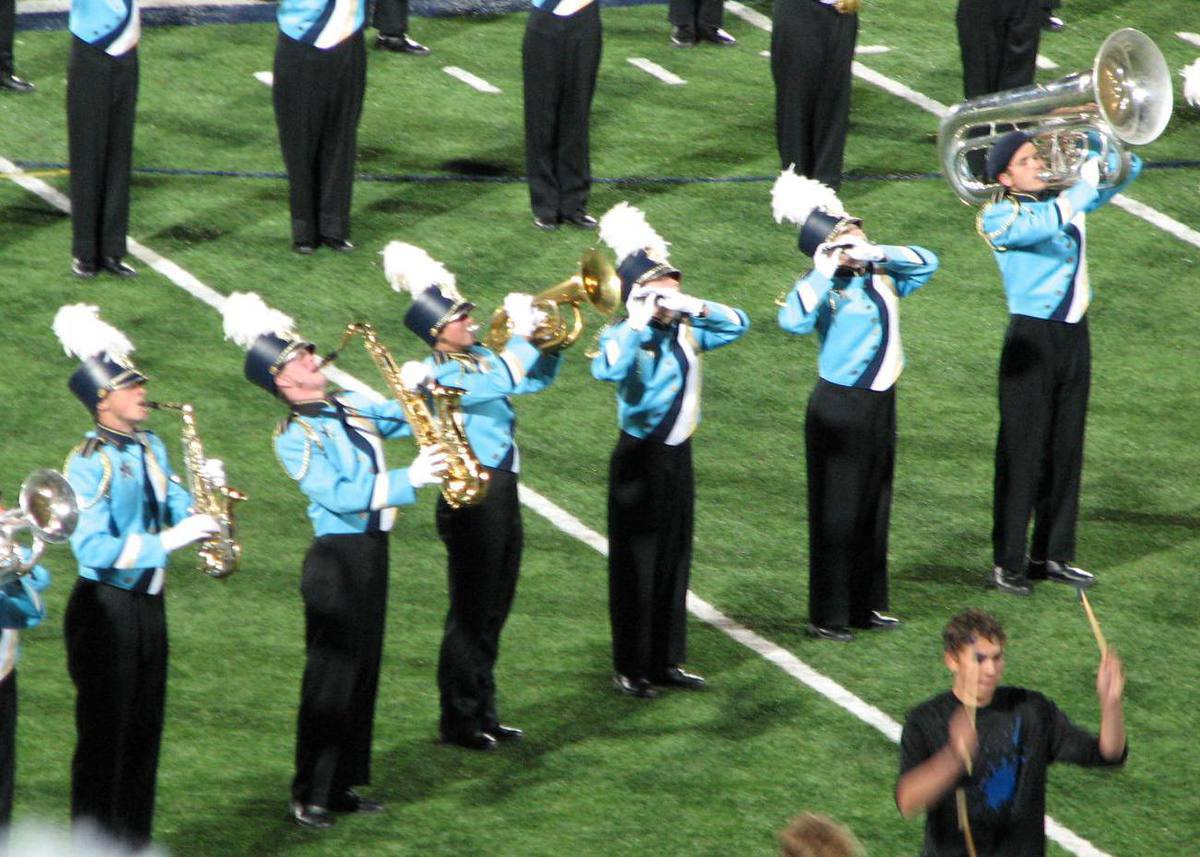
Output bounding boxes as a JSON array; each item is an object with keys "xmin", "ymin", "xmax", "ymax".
[
  {"xmin": 382, "ymin": 241, "xmax": 463, "ymax": 302},
  {"xmin": 771, "ymin": 166, "xmax": 847, "ymax": 226},
  {"xmin": 1182, "ymin": 59, "xmax": 1200, "ymax": 108},
  {"xmin": 598, "ymin": 202, "xmax": 671, "ymax": 266},
  {"xmin": 221, "ymin": 291, "xmax": 299, "ymax": 349},
  {"xmin": 52, "ymin": 304, "xmax": 135, "ymax": 362}
]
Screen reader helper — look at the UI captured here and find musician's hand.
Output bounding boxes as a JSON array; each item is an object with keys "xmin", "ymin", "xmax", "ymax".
[
  {"xmin": 407, "ymin": 447, "xmax": 448, "ymax": 489},
  {"xmin": 160, "ymin": 514, "xmax": 220, "ymax": 552},
  {"xmin": 813, "ymin": 242, "xmax": 842, "ymax": 279},
  {"xmin": 503, "ymin": 293, "xmax": 539, "ymax": 338},
  {"xmin": 947, "ymin": 706, "xmax": 978, "ymax": 772},
  {"xmin": 625, "ymin": 287, "xmax": 658, "ymax": 332},
  {"xmin": 841, "ymin": 236, "xmax": 886, "ymax": 264},
  {"xmin": 399, "ymin": 360, "xmax": 432, "ymax": 392},
  {"xmin": 1080, "ymin": 155, "xmax": 1103, "ymax": 188},
  {"xmin": 1096, "ymin": 649, "xmax": 1125, "ymax": 707},
  {"xmin": 201, "ymin": 458, "xmax": 226, "ymax": 487},
  {"xmin": 656, "ymin": 292, "xmax": 707, "ymax": 317}
]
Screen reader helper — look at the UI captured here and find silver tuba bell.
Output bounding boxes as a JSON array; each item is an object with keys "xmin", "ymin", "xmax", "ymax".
[
  {"xmin": 938, "ymin": 28, "xmax": 1173, "ymax": 205},
  {"xmin": 0, "ymin": 469, "xmax": 79, "ymax": 586}
]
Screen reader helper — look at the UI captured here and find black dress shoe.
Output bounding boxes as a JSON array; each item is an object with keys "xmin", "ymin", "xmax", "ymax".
[
  {"xmin": 806, "ymin": 623, "xmax": 854, "ymax": 643},
  {"xmin": 562, "ymin": 212, "xmax": 598, "ymax": 230},
  {"xmin": 670, "ymin": 25, "xmax": 697, "ymax": 47},
  {"xmin": 290, "ymin": 800, "xmax": 335, "ymax": 829},
  {"xmin": 533, "ymin": 216, "xmax": 559, "ymax": 231},
  {"xmin": 71, "ymin": 258, "xmax": 97, "ymax": 279},
  {"xmin": 1029, "ymin": 559, "xmax": 1094, "ymax": 587},
  {"xmin": 990, "ymin": 566, "xmax": 1032, "ymax": 596},
  {"xmin": 440, "ymin": 731, "xmax": 497, "ymax": 751},
  {"xmin": 701, "ymin": 27, "xmax": 737, "ymax": 47},
  {"xmin": 375, "ymin": 33, "xmax": 430, "ymax": 55},
  {"xmin": 293, "ymin": 241, "xmax": 316, "ymax": 255},
  {"xmin": 100, "ymin": 256, "xmax": 137, "ymax": 277},
  {"xmin": 0, "ymin": 72, "xmax": 35, "ymax": 93},
  {"xmin": 320, "ymin": 237, "xmax": 354, "ymax": 252},
  {"xmin": 329, "ymin": 789, "xmax": 384, "ymax": 813},
  {"xmin": 485, "ymin": 723, "xmax": 524, "ymax": 742},
  {"xmin": 856, "ymin": 611, "xmax": 901, "ymax": 630},
  {"xmin": 653, "ymin": 666, "xmax": 706, "ymax": 688},
  {"xmin": 613, "ymin": 673, "xmax": 659, "ymax": 698}
]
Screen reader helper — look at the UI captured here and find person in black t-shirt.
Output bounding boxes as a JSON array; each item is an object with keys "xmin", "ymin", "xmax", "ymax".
[{"xmin": 896, "ymin": 609, "xmax": 1126, "ymax": 857}]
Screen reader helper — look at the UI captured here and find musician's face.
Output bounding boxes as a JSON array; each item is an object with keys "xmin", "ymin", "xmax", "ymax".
[
  {"xmin": 998, "ymin": 142, "xmax": 1047, "ymax": 193},
  {"xmin": 435, "ymin": 314, "xmax": 476, "ymax": 352},
  {"xmin": 945, "ymin": 636, "xmax": 1006, "ymax": 707},
  {"xmin": 276, "ymin": 349, "xmax": 327, "ymax": 402},
  {"xmin": 97, "ymin": 382, "xmax": 149, "ymax": 431}
]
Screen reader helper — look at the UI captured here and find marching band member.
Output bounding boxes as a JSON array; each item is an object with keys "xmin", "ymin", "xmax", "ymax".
[
  {"xmin": 53, "ymin": 305, "xmax": 219, "ymax": 849},
  {"xmin": 222, "ymin": 292, "xmax": 445, "ymax": 828},
  {"xmin": 386, "ymin": 242, "xmax": 561, "ymax": 750},
  {"xmin": 0, "ymin": 548, "xmax": 50, "ymax": 836},
  {"xmin": 979, "ymin": 131, "xmax": 1141, "ymax": 595},
  {"xmin": 773, "ymin": 170, "xmax": 937, "ymax": 642},
  {"xmin": 592, "ymin": 204, "xmax": 748, "ymax": 698}
]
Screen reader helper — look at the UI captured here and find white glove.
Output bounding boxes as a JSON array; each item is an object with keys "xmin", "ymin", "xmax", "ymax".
[
  {"xmin": 399, "ymin": 360, "xmax": 432, "ymax": 392},
  {"xmin": 1079, "ymin": 155, "xmax": 1103, "ymax": 189},
  {"xmin": 840, "ymin": 236, "xmax": 886, "ymax": 264},
  {"xmin": 201, "ymin": 458, "xmax": 226, "ymax": 487},
  {"xmin": 160, "ymin": 514, "xmax": 220, "ymax": 553},
  {"xmin": 625, "ymin": 287, "xmax": 658, "ymax": 332},
  {"xmin": 407, "ymin": 446, "xmax": 448, "ymax": 489},
  {"xmin": 813, "ymin": 242, "xmax": 842, "ymax": 279},
  {"xmin": 503, "ymin": 293, "xmax": 539, "ymax": 338},
  {"xmin": 655, "ymin": 291, "xmax": 707, "ymax": 317}
]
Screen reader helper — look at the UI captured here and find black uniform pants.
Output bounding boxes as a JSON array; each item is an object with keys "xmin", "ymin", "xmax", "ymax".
[
  {"xmin": 1, "ymin": 0, "xmax": 15, "ymax": 74},
  {"xmin": 993, "ymin": 315, "xmax": 1090, "ymax": 573},
  {"xmin": 805, "ymin": 380, "xmax": 894, "ymax": 628},
  {"xmin": 65, "ymin": 579, "xmax": 166, "ymax": 850},
  {"xmin": 956, "ymin": 0, "xmax": 1040, "ymax": 99},
  {"xmin": 0, "ymin": 672, "xmax": 14, "ymax": 831},
  {"xmin": 436, "ymin": 469, "xmax": 521, "ymax": 739},
  {"xmin": 67, "ymin": 38, "xmax": 137, "ymax": 262},
  {"xmin": 771, "ymin": 0, "xmax": 857, "ymax": 189},
  {"xmin": 292, "ymin": 531, "xmax": 388, "ymax": 807},
  {"xmin": 273, "ymin": 30, "xmax": 366, "ymax": 246},
  {"xmin": 608, "ymin": 433, "xmax": 694, "ymax": 680},
  {"xmin": 668, "ymin": 0, "xmax": 723, "ymax": 35},
  {"xmin": 371, "ymin": 0, "xmax": 409, "ymax": 36},
  {"xmin": 522, "ymin": 3, "xmax": 601, "ymax": 223}
]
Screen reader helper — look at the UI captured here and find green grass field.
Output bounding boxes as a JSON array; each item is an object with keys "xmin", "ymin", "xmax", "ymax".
[{"xmin": 1, "ymin": 0, "xmax": 1198, "ymax": 853}]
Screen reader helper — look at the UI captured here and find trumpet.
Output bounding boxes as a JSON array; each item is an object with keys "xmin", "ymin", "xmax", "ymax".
[
  {"xmin": 0, "ymin": 469, "xmax": 78, "ymax": 586},
  {"xmin": 483, "ymin": 249, "xmax": 622, "ymax": 353},
  {"xmin": 149, "ymin": 402, "xmax": 246, "ymax": 579}
]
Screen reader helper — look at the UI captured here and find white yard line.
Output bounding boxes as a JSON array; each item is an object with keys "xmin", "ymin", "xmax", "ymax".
[
  {"xmin": 1037, "ymin": 53, "xmax": 1059, "ymax": 70},
  {"xmin": 627, "ymin": 57, "xmax": 686, "ymax": 85},
  {"xmin": 855, "ymin": 44, "xmax": 891, "ymax": 55},
  {"xmin": 442, "ymin": 66, "xmax": 501, "ymax": 94},
  {"xmin": 1177, "ymin": 31, "xmax": 1200, "ymax": 48},
  {"xmin": 253, "ymin": 71, "xmax": 273, "ymax": 87}
]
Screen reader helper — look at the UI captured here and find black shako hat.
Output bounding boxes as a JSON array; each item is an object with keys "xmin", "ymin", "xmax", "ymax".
[
  {"xmin": 986, "ymin": 130, "xmax": 1033, "ymax": 183},
  {"xmin": 383, "ymin": 242, "xmax": 474, "ymax": 347},
  {"xmin": 68, "ymin": 357, "xmax": 147, "ymax": 412},
  {"xmin": 243, "ymin": 333, "xmax": 314, "ymax": 396},
  {"xmin": 52, "ymin": 304, "xmax": 148, "ymax": 412},
  {"xmin": 797, "ymin": 209, "xmax": 863, "ymax": 257},
  {"xmin": 770, "ymin": 169, "xmax": 863, "ymax": 258},
  {"xmin": 403, "ymin": 286, "xmax": 475, "ymax": 347},
  {"xmin": 221, "ymin": 292, "xmax": 314, "ymax": 397},
  {"xmin": 615, "ymin": 250, "xmax": 681, "ymax": 302}
]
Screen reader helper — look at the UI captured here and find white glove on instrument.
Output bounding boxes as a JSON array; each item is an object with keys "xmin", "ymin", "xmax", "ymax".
[
  {"xmin": 160, "ymin": 514, "xmax": 220, "ymax": 553},
  {"xmin": 201, "ymin": 458, "xmax": 226, "ymax": 488},
  {"xmin": 407, "ymin": 446, "xmax": 449, "ymax": 489},
  {"xmin": 625, "ymin": 287, "xmax": 659, "ymax": 331},
  {"xmin": 503, "ymin": 293, "xmax": 540, "ymax": 338},
  {"xmin": 840, "ymin": 236, "xmax": 886, "ymax": 264},
  {"xmin": 656, "ymin": 291, "xmax": 707, "ymax": 317},
  {"xmin": 399, "ymin": 360, "xmax": 432, "ymax": 392},
  {"xmin": 1079, "ymin": 155, "xmax": 1103, "ymax": 189},
  {"xmin": 813, "ymin": 242, "xmax": 842, "ymax": 279}
]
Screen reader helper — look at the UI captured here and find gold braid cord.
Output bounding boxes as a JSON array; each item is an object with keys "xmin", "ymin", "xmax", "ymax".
[
  {"xmin": 976, "ymin": 195, "xmax": 1021, "ymax": 251},
  {"xmin": 274, "ymin": 417, "xmax": 322, "ymax": 482},
  {"xmin": 62, "ymin": 441, "xmax": 113, "ymax": 510},
  {"xmin": 835, "ymin": 0, "xmax": 862, "ymax": 13}
]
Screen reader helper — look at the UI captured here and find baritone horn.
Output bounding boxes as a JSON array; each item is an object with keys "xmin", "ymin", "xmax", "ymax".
[
  {"xmin": 0, "ymin": 469, "xmax": 78, "ymax": 586},
  {"xmin": 483, "ymin": 248, "xmax": 622, "ymax": 352},
  {"xmin": 938, "ymin": 28, "xmax": 1173, "ymax": 205}
]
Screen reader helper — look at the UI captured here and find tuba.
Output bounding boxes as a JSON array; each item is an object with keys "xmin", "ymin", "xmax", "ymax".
[
  {"xmin": 327, "ymin": 323, "xmax": 489, "ymax": 510},
  {"xmin": 483, "ymin": 249, "xmax": 622, "ymax": 353},
  {"xmin": 149, "ymin": 402, "xmax": 246, "ymax": 579},
  {"xmin": 0, "ymin": 469, "xmax": 78, "ymax": 586},
  {"xmin": 938, "ymin": 28, "xmax": 1173, "ymax": 205}
]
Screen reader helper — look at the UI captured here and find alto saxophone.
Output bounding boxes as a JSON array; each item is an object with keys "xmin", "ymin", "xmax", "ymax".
[
  {"xmin": 327, "ymin": 322, "xmax": 489, "ymax": 510},
  {"xmin": 149, "ymin": 402, "xmax": 246, "ymax": 578}
]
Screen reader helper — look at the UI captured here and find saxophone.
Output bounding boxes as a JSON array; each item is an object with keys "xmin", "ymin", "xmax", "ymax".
[
  {"xmin": 149, "ymin": 402, "xmax": 246, "ymax": 579},
  {"xmin": 327, "ymin": 322, "xmax": 489, "ymax": 510}
]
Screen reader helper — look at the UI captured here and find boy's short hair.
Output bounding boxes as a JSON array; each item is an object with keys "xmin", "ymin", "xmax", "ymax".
[{"xmin": 942, "ymin": 609, "xmax": 1007, "ymax": 653}]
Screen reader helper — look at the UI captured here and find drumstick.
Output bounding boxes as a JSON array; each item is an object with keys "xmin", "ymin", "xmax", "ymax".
[{"xmin": 1079, "ymin": 588, "xmax": 1108, "ymax": 657}]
